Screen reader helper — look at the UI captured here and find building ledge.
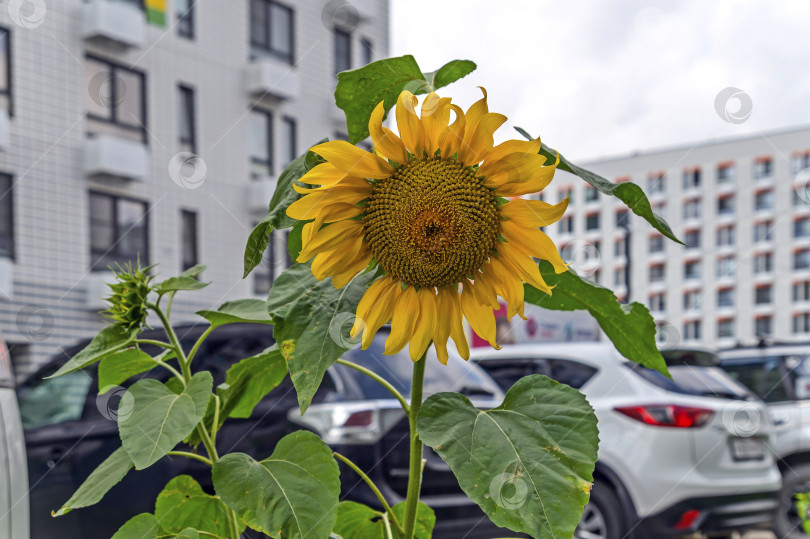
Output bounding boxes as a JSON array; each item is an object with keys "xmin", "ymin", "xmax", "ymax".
[
  {"xmin": 85, "ymin": 134, "xmax": 148, "ymax": 181},
  {"xmin": 247, "ymin": 57, "xmax": 300, "ymax": 100},
  {"xmin": 82, "ymin": 0, "xmax": 146, "ymax": 49}
]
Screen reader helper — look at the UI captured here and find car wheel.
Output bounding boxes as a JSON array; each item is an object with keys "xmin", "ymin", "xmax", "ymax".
[
  {"xmin": 775, "ymin": 463, "xmax": 810, "ymax": 539},
  {"xmin": 576, "ymin": 482, "xmax": 625, "ymax": 539}
]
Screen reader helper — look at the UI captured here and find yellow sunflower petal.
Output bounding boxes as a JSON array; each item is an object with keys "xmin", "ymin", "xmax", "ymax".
[
  {"xmin": 311, "ymin": 236, "xmax": 365, "ymax": 280},
  {"xmin": 385, "ymin": 286, "xmax": 420, "ymax": 355},
  {"xmin": 396, "ymin": 90, "xmax": 426, "ymax": 157},
  {"xmin": 421, "ymin": 93, "xmax": 452, "ymax": 156},
  {"xmin": 492, "ymin": 152, "xmax": 560, "ymax": 197},
  {"xmin": 311, "ymin": 141, "xmax": 393, "ymax": 179},
  {"xmin": 410, "ymin": 288, "xmax": 437, "ymax": 362},
  {"xmin": 485, "ymin": 257, "xmax": 526, "ymax": 319},
  {"xmin": 297, "ymin": 220, "xmax": 364, "ymax": 262},
  {"xmin": 447, "ymin": 289, "xmax": 470, "ymax": 360},
  {"xmin": 352, "ymin": 277, "xmax": 391, "ymax": 338},
  {"xmin": 501, "ymin": 220, "xmax": 568, "ymax": 273},
  {"xmin": 286, "ymin": 185, "xmax": 370, "ymax": 221},
  {"xmin": 463, "ymin": 87, "xmax": 489, "ymax": 134},
  {"xmin": 470, "ymin": 271, "xmax": 499, "ymax": 309},
  {"xmin": 481, "ymin": 137, "xmax": 542, "ymax": 166},
  {"xmin": 359, "ymin": 278, "xmax": 399, "ymax": 349},
  {"xmin": 437, "ymin": 104, "xmax": 466, "ymax": 159},
  {"xmin": 298, "ymin": 163, "xmax": 357, "ymax": 187},
  {"xmin": 497, "ymin": 242, "xmax": 553, "ymax": 295},
  {"xmin": 460, "ymin": 281, "xmax": 499, "ymax": 349},
  {"xmin": 501, "ymin": 197, "xmax": 569, "ymax": 228},
  {"xmin": 458, "ymin": 112, "xmax": 507, "ymax": 166},
  {"xmin": 293, "ymin": 175, "xmax": 372, "ymax": 194},
  {"xmin": 479, "ymin": 152, "xmax": 548, "ymax": 186},
  {"xmin": 369, "ymin": 101, "xmax": 409, "ymax": 165}
]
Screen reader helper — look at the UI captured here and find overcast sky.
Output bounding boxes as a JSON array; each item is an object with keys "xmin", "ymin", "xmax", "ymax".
[{"xmin": 390, "ymin": 0, "xmax": 810, "ymax": 162}]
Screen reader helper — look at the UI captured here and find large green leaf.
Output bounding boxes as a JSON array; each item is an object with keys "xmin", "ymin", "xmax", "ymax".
[
  {"xmin": 48, "ymin": 325, "xmax": 136, "ymax": 378},
  {"xmin": 119, "ymin": 372, "xmax": 212, "ymax": 469},
  {"xmin": 417, "ymin": 375, "xmax": 599, "ymax": 539},
  {"xmin": 212, "ymin": 430, "xmax": 340, "ymax": 539},
  {"xmin": 267, "ymin": 263, "xmax": 375, "ymax": 413},
  {"xmin": 335, "ymin": 55, "xmax": 477, "ymax": 143},
  {"xmin": 54, "ymin": 447, "xmax": 133, "ymax": 516},
  {"xmin": 174, "ymin": 530, "xmax": 199, "ymax": 539},
  {"xmin": 155, "ymin": 475, "xmax": 239, "ymax": 537},
  {"xmin": 155, "ymin": 264, "xmax": 209, "ymax": 294},
  {"xmin": 111, "ymin": 513, "xmax": 162, "ymax": 539},
  {"xmin": 333, "ymin": 501, "xmax": 435, "ymax": 539},
  {"xmin": 220, "ymin": 345, "xmax": 287, "ymax": 419},
  {"xmin": 98, "ymin": 348, "xmax": 159, "ymax": 392},
  {"xmin": 243, "ymin": 143, "xmax": 326, "ymax": 278},
  {"xmin": 515, "ymin": 126, "xmax": 682, "ymax": 244},
  {"xmin": 197, "ymin": 299, "xmax": 274, "ymax": 328},
  {"xmin": 391, "ymin": 502, "xmax": 435, "ymax": 539},
  {"xmin": 527, "ymin": 261, "xmax": 669, "ymax": 376}
]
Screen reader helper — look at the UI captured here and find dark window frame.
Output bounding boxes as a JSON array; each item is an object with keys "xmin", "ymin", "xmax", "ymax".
[
  {"xmin": 0, "ymin": 172, "xmax": 14, "ymax": 260},
  {"xmin": 281, "ymin": 115, "xmax": 297, "ymax": 167},
  {"xmin": 176, "ymin": 0, "xmax": 195, "ymax": 39},
  {"xmin": 360, "ymin": 37, "xmax": 373, "ymax": 66},
  {"xmin": 180, "ymin": 209, "xmax": 199, "ymax": 271},
  {"xmin": 250, "ymin": 108, "xmax": 274, "ymax": 178},
  {"xmin": 334, "ymin": 27, "xmax": 352, "ymax": 74},
  {"xmin": 178, "ymin": 83, "xmax": 197, "ymax": 153},
  {"xmin": 0, "ymin": 26, "xmax": 14, "ymax": 116},
  {"xmin": 250, "ymin": 0, "xmax": 295, "ymax": 64},
  {"xmin": 85, "ymin": 54, "xmax": 148, "ymax": 143},
  {"xmin": 89, "ymin": 191, "xmax": 150, "ymax": 271}
]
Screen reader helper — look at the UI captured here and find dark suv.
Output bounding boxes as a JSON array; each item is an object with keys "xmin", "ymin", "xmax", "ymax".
[{"xmin": 18, "ymin": 323, "xmax": 506, "ymax": 539}]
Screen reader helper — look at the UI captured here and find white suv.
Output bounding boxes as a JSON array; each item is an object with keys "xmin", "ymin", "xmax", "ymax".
[
  {"xmin": 470, "ymin": 343, "xmax": 781, "ymax": 539},
  {"xmin": 0, "ymin": 332, "xmax": 29, "ymax": 539}
]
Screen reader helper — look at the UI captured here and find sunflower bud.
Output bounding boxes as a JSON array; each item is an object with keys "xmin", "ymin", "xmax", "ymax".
[{"xmin": 102, "ymin": 263, "xmax": 153, "ymax": 332}]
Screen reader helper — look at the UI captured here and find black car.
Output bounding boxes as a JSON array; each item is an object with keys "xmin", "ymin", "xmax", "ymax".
[{"xmin": 17, "ymin": 323, "xmax": 507, "ymax": 539}]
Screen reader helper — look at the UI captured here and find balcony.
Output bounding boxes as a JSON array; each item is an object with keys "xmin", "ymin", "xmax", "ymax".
[
  {"xmin": 85, "ymin": 134, "xmax": 148, "ymax": 181},
  {"xmin": 247, "ymin": 58, "xmax": 300, "ymax": 100},
  {"xmin": 246, "ymin": 177, "xmax": 277, "ymax": 212},
  {"xmin": 0, "ymin": 257, "xmax": 12, "ymax": 300},
  {"xmin": 84, "ymin": 271, "xmax": 116, "ymax": 310},
  {"xmin": 351, "ymin": 0, "xmax": 379, "ymax": 17},
  {"xmin": 0, "ymin": 109, "xmax": 9, "ymax": 150},
  {"xmin": 82, "ymin": 0, "xmax": 146, "ymax": 49}
]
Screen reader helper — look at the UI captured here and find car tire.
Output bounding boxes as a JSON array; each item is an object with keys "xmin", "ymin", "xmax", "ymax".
[
  {"xmin": 775, "ymin": 463, "xmax": 810, "ymax": 539},
  {"xmin": 576, "ymin": 482, "xmax": 625, "ymax": 539}
]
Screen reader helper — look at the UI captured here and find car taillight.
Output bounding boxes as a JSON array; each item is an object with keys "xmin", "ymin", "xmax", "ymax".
[
  {"xmin": 288, "ymin": 403, "xmax": 405, "ymax": 445},
  {"xmin": 615, "ymin": 405, "xmax": 714, "ymax": 428}
]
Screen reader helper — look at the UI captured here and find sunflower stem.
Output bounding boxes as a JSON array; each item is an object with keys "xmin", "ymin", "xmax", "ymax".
[{"xmin": 402, "ymin": 348, "xmax": 428, "ymax": 539}]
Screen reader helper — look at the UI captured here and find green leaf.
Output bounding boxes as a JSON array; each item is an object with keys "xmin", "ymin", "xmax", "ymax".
[
  {"xmin": 333, "ymin": 501, "xmax": 435, "ymax": 539},
  {"xmin": 155, "ymin": 275, "xmax": 209, "ymax": 294},
  {"xmin": 417, "ymin": 375, "xmax": 599, "ymax": 539},
  {"xmin": 155, "ymin": 475, "xmax": 239, "ymax": 537},
  {"xmin": 335, "ymin": 56, "xmax": 477, "ymax": 144},
  {"xmin": 212, "ymin": 430, "xmax": 340, "ymax": 539},
  {"xmin": 242, "ymin": 143, "xmax": 326, "ymax": 278},
  {"xmin": 220, "ymin": 345, "xmax": 287, "ymax": 419},
  {"xmin": 391, "ymin": 502, "xmax": 435, "ymax": 539},
  {"xmin": 174, "ymin": 530, "xmax": 199, "ymax": 539},
  {"xmin": 515, "ymin": 126, "xmax": 682, "ymax": 244},
  {"xmin": 111, "ymin": 513, "xmax": 161, "ymax": 539},
  {"xmin": 287, "ymin": 220, "xmax": 304, "ymax": 263},
  {"xmin": 98, "ymin": 348, "xmax": 158, "ymax": 392},
  {"xmin": 54, "ymin": 447, "xmax": 133, "ymax": 516},
  {"xmin": 48, "ymin": 325, "xmax": 136, "ymax": 378},
  {"xmin": 526, "ymin": 261, "xmax": 669, "ymax": 376},
  {"xmin": 267, "ymin": 263, "xmax": 375, "ymax": 413},
  {"xmin": 197, "ymin": 299, "xmax": 274, "ymax": 329},
  {"xmin": 119, "ymin": 372, "xmax": 212, "ymax": 469}
]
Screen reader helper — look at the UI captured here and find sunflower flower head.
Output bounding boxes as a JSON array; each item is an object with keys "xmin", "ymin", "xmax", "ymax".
[
  {"xmin": 103, "ymin": 262, "xmax": 153, "ymax": 333},
  {"xmin": 287, "ymin": 88, "xmax": 570, "ymax": 364}
]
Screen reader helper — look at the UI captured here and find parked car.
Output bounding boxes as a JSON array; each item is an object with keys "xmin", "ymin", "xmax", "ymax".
[
  {"xmin": 720, "ymin": 343, "xmax": 810, "ymax": 539},
  {"xmin": 0, "ymin": 331, "xmax": 29, "ymax": 539},
  {"xmin": 470, "ymin": 342, "xmax": 782, "ymax": 539},
  {"xmin": 17, "ymin": 323, "xmax": 507, "ymax": 539}
]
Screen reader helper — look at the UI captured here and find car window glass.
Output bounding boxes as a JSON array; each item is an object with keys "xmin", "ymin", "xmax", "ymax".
[
  {"xmin": 550, "ymin": 360, "xmax": 598, "ymax": 389},
  {"xmin": 18, "ymin": 370, "xmax": 93, "ymax": 429},
  {"xmin": 479, "ymin": 358, "xmax": 597, "ymax": 391},
  {"xmin": 629, "ymin": 363, "xmax": 752, "ymax": 400},
  {"xmin": 721, "ymin": 357, "xmax": 793, "ymax": 402}
]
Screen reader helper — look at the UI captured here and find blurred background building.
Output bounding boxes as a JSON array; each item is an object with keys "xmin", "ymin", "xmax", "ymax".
[
  {"xmin": 0, "ymin": 0, "xmax": 389, "ymax": 378},
  {"xmin": 547, "ymin": 126, "xmax": 810, "ymax": 349}
]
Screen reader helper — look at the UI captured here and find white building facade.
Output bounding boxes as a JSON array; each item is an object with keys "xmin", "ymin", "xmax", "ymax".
[
  {"xmin": 0, "ymin": 0, "xmax": 389, "ymax": 377},
  {"xmin": 546, "ymin": 126, "xmax": 810, "ymax": 349}
]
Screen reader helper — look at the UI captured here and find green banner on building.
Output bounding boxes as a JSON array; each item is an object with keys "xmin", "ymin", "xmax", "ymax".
[{"xmin": 145, "ymin": 0, "xmax": 166, "ymax": 26}]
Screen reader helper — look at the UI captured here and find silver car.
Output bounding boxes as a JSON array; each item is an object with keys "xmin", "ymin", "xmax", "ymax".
[{"xmin": 0, "ymin": 331, "xmax": 29, "ymax": 539}]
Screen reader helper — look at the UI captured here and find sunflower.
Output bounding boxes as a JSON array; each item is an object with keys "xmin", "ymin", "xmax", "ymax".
[{"xmin": 287, "ymin": 88, "xmax": 569, "ymax": 364}]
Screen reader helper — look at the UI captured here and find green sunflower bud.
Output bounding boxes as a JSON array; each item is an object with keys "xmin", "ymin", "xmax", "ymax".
[{"xmin": 102, "ymin": 263, "xmax": 154, "ymax": 332}]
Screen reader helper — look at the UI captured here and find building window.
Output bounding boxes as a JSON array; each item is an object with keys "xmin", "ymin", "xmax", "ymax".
[
  {"xmin": 717, "ymin": 288, "xmax": 734, "ymax": 308},
  {"xmin": 794, "ymin": 281, "xmax": 810, "ymax": 303},
  {"xmin": 178, "ymin": 85, "xmax": 196, "ymax": 153},
  {"xmin": 85, "ymin": 56, "xmax": 147, "ymax": 142},
  {"xmin": 716, "ymin": 163, "xmax": 736, "ymax": 184},
  {"xmin": 754, "ymin": 316, "xmax": 772, "ymax": 336},
  {"xmin": 558, "ymin": 215, "xmax": 574, "ymax": 234},
  {"xmin": 334, "ymin": 28, "xmax": 352, "ymax": 74},
  {"xmin": 755, "ymin": 285, "xmax": 772, "ymax": 305},
  {"xmin": 753, "ymin": 157, "xmax": 773, "ymax": 180},
  {"xmin": 614, "ymin": 239, "xmax": 625, "ymax": 257},
  {"xmin": 716, "ymin": 225, "xmax": 735, "ymax": 247},
  {"xmin": 717, "ymin": 255, "xmax": 736, "ymax": 278},
  {"xmin": 653, "ymin": 201, "xmax": 666, "ymax": 220},
  {"xmin": 89, "ymin": 192, "xmax": 148, "ymax": 271},
  {"xmin": 585, "ymin": 213, "xmax": 600, "ymax": 231},
  {"xmin": 683, "ymin": 198, "xmax": 701, "ymax": 220},
  {"xmin": 360, "ymin": 38, "xmax": 373, "ymax": 65},
  {"xmin": 796, "ymin": 218, "xmax": 810, "ymax": 239},
  {"xmin": 649, "ymin": 235, "xmax": 664, "ymax": 253},
  {"xmin": 684, "ymin": 320, "xmax": 702, "ymax": 340},
  {"xmin": 615, "ymin": 210, "xmax": 629, "ymax": 227},
  {"xmin": 754, "ymin": 252, "xmax": 773, "ymax": 274},
  {"xmin": 684, "ymin": 229, "xmax": 701, "ymax": 250},
  {"xmin": 584, "ymin": 186, "xmax": 598, "ymax": 202},
  {"xmin": 250, "ymin": 109, "xmax": 273, "ymax": 178},
  {"xmin": 250, "ymin": 0, "xmax": 295, "ymax": 64},
  {"xmin": 754, "ymin": 190, "xmax": 774, "ymax": 211},
  {"xmin": 0, "ymin": 28, "xmax": 10, "ymax": 113},
  {"xmin": 684, "ymin": 290, "xmax": 702, "ymax": 311},
  {"xmin": 717, "ymin": 319, "xmax": 735, "ymax": 338},
  {"xmin": 684, "ymin": 260, "xmax": 701, "ymax": 281},
  {"xmin": 647, "ymin": 172, "xmax": 666, "ymax": 194},
  {"xmin": 794, "ymin": 313, "xmax": 810, "ymax": 335},
  {"xmin": 717, "ymin": 195, "xmax": 735, "ymax": 216},
  {"xmin": 180, "ymin": 210, "xmax": 198, "ymax": 271},
  {"xmin": 280, "ymin": 116, "xmax": 297, "ymax": 168},
  {"xmin": 648, "ymin": 292, "xmax": 666, "ymax": 312},
  {"xmin": 649, "ymin": 264, "xmax": 666, "ymax": 283},
  {"xmin": 795, "ymin": 249, "xmax": 810, "ymax": 271},
  {"xmin": 254, "ymin": 228, "xmax": 275, "ymax": 295},
  {"xmin": 682, "ymin": 168, "xmax": 701, "ymax": 189},
  {"xmin": 614, "ymin": 269, "xmax": 626, "ymax": 287},
  {"xmin": 559, "ymin": 187, "xmax": 573, "ymax": 204},
  {"xmin": 176, "ymin": 0, "xmax": 194, "ymax": 38},
  {"xmin": 753, "ymin": 221, "xmax": 773, "ymax": 242},
  {"xmin": 0, "ymin": 173, "xmax": 13, "ymax": 259},
  {"xmin": 792, "ymin": 152, "xmax": 810, "ymax": 176}
]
